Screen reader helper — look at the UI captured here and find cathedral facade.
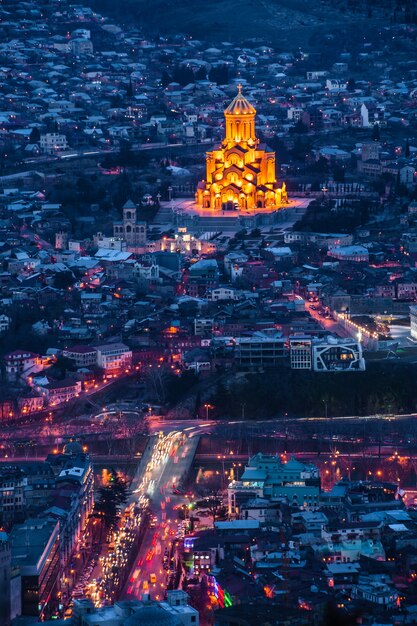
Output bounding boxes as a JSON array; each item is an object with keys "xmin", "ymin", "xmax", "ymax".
[{"xmin": 196, "ymin": 86, "xmax": 287, "ymax": 211}]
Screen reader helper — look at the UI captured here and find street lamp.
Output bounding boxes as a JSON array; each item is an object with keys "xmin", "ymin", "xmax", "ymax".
[{"xmin": 203, "ymin": 403, "xmax": 213, "ymax": 420}]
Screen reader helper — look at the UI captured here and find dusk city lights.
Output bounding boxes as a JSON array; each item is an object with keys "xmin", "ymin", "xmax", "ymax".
[{"xmin": 3, "ymin": 1, "xmax": 417, "ymax": 625}]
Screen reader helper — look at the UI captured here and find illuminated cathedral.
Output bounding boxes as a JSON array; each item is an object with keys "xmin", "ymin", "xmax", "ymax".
[{"xmin": 196, "ymin": 85, "xmax": 287, "ymax": 211}]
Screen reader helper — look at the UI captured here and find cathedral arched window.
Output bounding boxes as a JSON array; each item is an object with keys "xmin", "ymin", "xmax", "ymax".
[
  {"xmin": 126, "ymin": 225, "xmax": 132, "ymax": 233},
  {"xmin": 126, "ymin": 211, "xmax": 132, "ymax": 220}
]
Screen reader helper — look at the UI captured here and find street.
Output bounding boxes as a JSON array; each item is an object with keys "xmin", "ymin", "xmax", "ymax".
[{"xmin": 123, "ymin": 432, "xmax": 200, "ymax": 601}]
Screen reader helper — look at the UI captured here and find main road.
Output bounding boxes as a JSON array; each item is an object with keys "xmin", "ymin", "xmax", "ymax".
[{"xmin": 123, "ymin": 430, "xmax": 200, "ymax": 601}]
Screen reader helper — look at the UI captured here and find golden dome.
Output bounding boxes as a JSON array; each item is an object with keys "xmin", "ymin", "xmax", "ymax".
[{"xmin": 224, "ymin": 84, "xmax": 256, "ymax": 116}]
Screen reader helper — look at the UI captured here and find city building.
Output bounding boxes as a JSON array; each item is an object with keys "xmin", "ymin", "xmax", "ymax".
[
  {"xmin": 0, "ymin": 314, "xmax": 10, "ymax": 334},
  {"xmin": 196, "ymin": 85, "xmax": 287, "ymax": 211},
  {"xmin": 43, "ymin": 379, "xmax": 82, "ymax": 405},
  {"xmin": 410, "ymin": 305, "xmax": 417, "ymax": 340},
  {"xmin": 39, "ymin": 133, "xmax": 68, "ymax": 154},
  {"xmin": 113, "ymin": 200, "xmax": 147, "ymax": 249},
  {"xmin": 94, "ymin": 233, "xmax": 127, "ymax": 251},
  {"xmin": 53, "ymin": 445, "xmax": 94, "ymax": 567},
  {"xmin": 194, "ymin": 318, "xmax": 214, "ymax": 336},
  {"xmin": 317, "ymin": 520, "xmax": 385, "ymax": 563},
  {"xmin": 55, "ymin": 231, "xmax": 68, "ymax": 250},
  {"xmin": 351, "ymin": 576, "xmax": 398, "ymax": 607},
  {"xmin": 62, "ymin": 346, "xmax": 98, "ymax": 368},
  {"xmin": 9, "ymin": 517, "xmax": 60, "ymax": 619},
  {"xmin": 228, "ymin": 453, "xmax": 321, "ymax": 516},
  {"xmin": 3, "ymin": 350, "xmax": 41, "ymax": 382},
  {"xmin": 290, "ymin": 334, "xmax": 365, "ymax": 372},
  {"xmin": 0, "ymin": 533, "xmax": 11, "ymax": 626},
  {"xmin": 207, "ymin": 287, "xmax": 239, "ymax": 302},
  {"xmin": 327, "ymin": 245, "xmax": 369, "ymax": 263},
  {"xmin": 159, "ymin": 227, "xmax": 204, "ymax": 254},
  {"xmin": 312, "ymin": 336, "xmax": 365, "ymax": 372},
  {"xmin": 69, "ymin": 37, "xmax": 93, "ymax": 56},
  {"xmin": 234, "ymin": 331, "xmax": 287, "ymax": 368},
  {"xmin": 68, "ymin": 590, "xmax": 198, "ymax": 626},
  {"xmin": 289, "ymin": 335, "xmax": 313, "ymax": 370},
  {"xmin": 188, "ymin": 259, "xmax": 219, "ymax": 297},
  {"xmin": 94, "ymin": 343, "xmax": 132, "ymax": 371},
  {"xmin": 0, "ymin": 467, "xmax": 27, "ymax": 528}
]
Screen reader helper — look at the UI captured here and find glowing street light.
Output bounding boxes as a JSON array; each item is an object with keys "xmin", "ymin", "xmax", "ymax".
[{"xmin": 203, "ymin": 403, "xmax": 213, "ymax": 420}]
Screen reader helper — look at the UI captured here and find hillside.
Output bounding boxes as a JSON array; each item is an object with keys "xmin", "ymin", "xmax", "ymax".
[{"xmin": 90, "ymin": 0, "xmax": 395, "ymax": 45}]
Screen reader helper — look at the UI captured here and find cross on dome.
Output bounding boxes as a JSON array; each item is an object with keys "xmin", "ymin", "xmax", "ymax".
[{"xmin": 224, "ymin": 86, "xmax": 256, "ymax": 116}]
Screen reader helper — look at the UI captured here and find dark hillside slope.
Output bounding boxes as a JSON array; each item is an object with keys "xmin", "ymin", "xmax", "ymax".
[{"xmin": 90, "ymin": 0, "xmax": 395, "ymax": 45}]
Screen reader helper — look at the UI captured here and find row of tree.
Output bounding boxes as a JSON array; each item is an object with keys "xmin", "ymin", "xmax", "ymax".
[
  {"xmin": 161, "ymin": 64, "xmax": 229, "ymax": 87},
  {"xmin": 207, "ymin": 362, "xmax": 417, "ymax": 419}
]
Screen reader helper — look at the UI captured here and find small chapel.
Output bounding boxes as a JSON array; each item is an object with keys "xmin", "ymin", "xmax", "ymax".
[{"xmin": 196, "ymin": 85, "xmax": 287, "ymax": 211}]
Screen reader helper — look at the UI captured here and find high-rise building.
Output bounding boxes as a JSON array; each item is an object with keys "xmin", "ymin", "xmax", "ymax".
[{"xmin": 196, "ymin": 85, "xmax": 287, "ymax": 211}]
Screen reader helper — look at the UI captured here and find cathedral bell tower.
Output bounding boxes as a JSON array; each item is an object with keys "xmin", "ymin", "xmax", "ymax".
[
  {"xmin": 196, "ymin": 85, "xmax": 287, "ymax": 212},
  {"xmin": 224, "ymin": 83, "xmax": 257, "ymax": 146}
]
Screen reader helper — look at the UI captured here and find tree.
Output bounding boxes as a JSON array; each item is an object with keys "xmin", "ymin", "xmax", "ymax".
[
  {"xmin": 372, "ymin": 123, "xmax": 380, "ymax": 142},
  {"xmin": 333, "ymin": 164, "xmax": 345, "ymax": 183},
  {"xmin": 126, "ymin": 77, "xmax": 134, "ymax": 99},
  {"xmin": 119, "ymin": 139, "xmax": 134, "ymax": 166},
  {"xmin": 173, "ymin": 64, "xmax": 195, "ymax": 86},
  {"xmin": 30, "ymin": 127, "xmax": 41, "ymax": 143},
  {"xmin": 143, "ymin": 365, "xmax": 171, "ymax": 403},
  {"xmin": 311, "ymin": 156, "xmax": 329, "ymax": 175},
  {"xmin": 208, "ymin": 64, "xmax": 229, "ymax": 85},
  {"xmin": 93, "ymin": 469, "xmax": 128, "ymax": 535},
  {"xmin": 346, "ymin": 78, "xmax": 356, "ymax": 92},
  {"xmin": 291, "ymin": 119, "xmax": 309, "ymax": 134},
  {"xmin": 161, "ymin": 70, "xmax": 171, "ymax": 87},
  {"xmin": 53, "ymin": 271, "xmax": 74, "ymax": 290},
  {"xmin": 195, "ymin": 66, "xmax": 207, "ymax": 81},
  {"xmin": 51, "ymin": 355, "xmax": 76, "ymax": 379},
  {"xmin": 194, "ymin": 390, "xmax": 201, "ymax": 418},
  {"xmin": 195, "ymin": 496, "xmax": 227, "ymax": 527}
]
